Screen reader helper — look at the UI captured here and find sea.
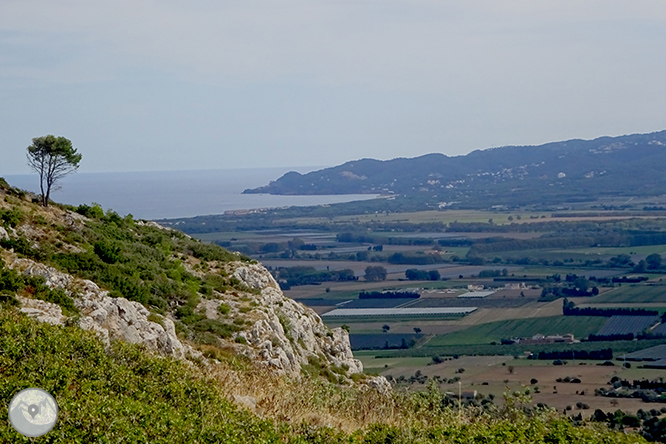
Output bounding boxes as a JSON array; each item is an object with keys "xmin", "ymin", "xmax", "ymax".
[{"xmin": 4, "ymin": 168, "xmax": 377, "ymax": 220}]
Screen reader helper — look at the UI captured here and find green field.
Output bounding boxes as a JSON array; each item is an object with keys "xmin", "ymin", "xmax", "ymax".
[
  {"xmin": 590, "ymin": 285, "xmax": 666, "ymax": 303},
  {"xmin": 357, "ymin": 355, "xmax": 432, "ymax": 374},
  {"xmin": 426, "ymin": 316, "xmax": 607, "ymax": 346},
  {"xmin": 280, "ymin": 210, "xmax": 549, "ymax": 226},
  {"xmin": 563, "ymin": 245, "xmax": 666, "ymax": 256},
  {"xmin": 311, "ymin": 280, "xmax": 463, "ymax": 301},
  {"xmin": 368, "ymin": 339, "xmax": 666, "ymax": 358},
  {"xmin": 478, "ymin": 248, "xmax": 608, "ymax": 262},
  {"xmin": 518, "ymin": 266, "xmax": 620, "ymax": 277}
]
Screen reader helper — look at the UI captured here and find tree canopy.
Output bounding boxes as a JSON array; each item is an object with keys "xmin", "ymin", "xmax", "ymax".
[
  {"xmin": 364, "ymin": 265, "xmax": 387, "ymax": 281},
  {"xmin": 27, "ymin": 135, "xmax": 81, "ymax": 207}
]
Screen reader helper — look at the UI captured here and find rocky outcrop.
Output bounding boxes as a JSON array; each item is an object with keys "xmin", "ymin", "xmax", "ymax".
[
  {"xmin": 74, "ymin": 278, "xmax": 185, "ymax": 358},
  {"xmin": 232, "ymin": 263, "xmax": 363, "ymax": 377},
  {"xmin": 8, "ymin": 259, "xmax": 362, "ymax": 379},
  {"xmin": 17, "ymin": 296, "xmax": 65, "ymax": 325},
  {"xmin": 12, "ymin": 258, "xmax": 185, "ymax": 359},
  {"xmin": 366, "ymin": 376, "xmax": 392, "ymax": 395}
]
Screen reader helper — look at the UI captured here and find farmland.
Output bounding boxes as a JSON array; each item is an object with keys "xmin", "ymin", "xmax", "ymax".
[
  {"xmin": 356, "ymin": 353, "xmax": 658, "ymax": 417},
  {"xmin": 587, "ymin": 285, "xmax": 666, "ymax": 304},
  {"xmin": 373, "ymin": 339, "xmax": 666, "ymax": 359},
  {"xmin": 349, "ymin": 333, "xmax": 422, "ymax": 350},
  {"xmin": 426, "ymin": 316, "xmax": 607, "ymax": 346},
  {"xmin": 173, "ymin": 205, "xmax": 666, "ymax": 416},
  {"xmin": 596, "ymin": 316, "xmax": 660, "ymax": 336}
]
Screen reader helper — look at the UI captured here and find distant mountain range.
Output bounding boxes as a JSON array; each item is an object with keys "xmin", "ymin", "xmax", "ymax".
[{"xmin": 245, "ymin": 130, "xmax": 666, "ymax": 208}]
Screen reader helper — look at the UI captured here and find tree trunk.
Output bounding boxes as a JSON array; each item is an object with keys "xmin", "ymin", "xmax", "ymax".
[{"xmin": 39, "ymin": 173, "xmax": 47, "ymax": 207}]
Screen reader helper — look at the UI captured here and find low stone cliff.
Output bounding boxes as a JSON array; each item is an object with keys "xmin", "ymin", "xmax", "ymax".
[
  {"xmin": 231, "ymin": 263, "xmax": 362, "ymax": 376},
  {"xmin": 8, "ymin": 255, "xmax": 362, "ymax": 378}
]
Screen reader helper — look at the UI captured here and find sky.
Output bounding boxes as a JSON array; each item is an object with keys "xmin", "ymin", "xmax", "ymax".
[{"xmin": 2, "ymin": 1, "xmax": 666, "ymax": 175}]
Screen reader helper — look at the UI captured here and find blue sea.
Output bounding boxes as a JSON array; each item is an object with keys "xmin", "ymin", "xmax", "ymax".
[{"xmin": 4, "ymin": 168, "xmax": 376, "ymax": 220}]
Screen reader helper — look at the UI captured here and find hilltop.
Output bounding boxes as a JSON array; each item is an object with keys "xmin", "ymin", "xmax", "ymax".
[
  {"xmin": 244, "ymin": 130, "xmax": 666, "ymax": 208},
  {"xmin": 0, "ymin": 178, "xmax": 648, "ymax": 442}
]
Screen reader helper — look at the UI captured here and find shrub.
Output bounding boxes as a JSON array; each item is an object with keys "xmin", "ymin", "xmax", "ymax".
[
  {"xmin": 192, "ymin": 319, "xmax": 242, "ymax": 339},
  {"xmin": 217, "ymin": 303, "xmax": 231, "ymax": 315},
  {"xmin": 76, "ymin": 203, "xmax": 104, "ymax": 219},
  {"xmin": 0, "ymin": 208, "xmax": 23, "ymax": 228}
]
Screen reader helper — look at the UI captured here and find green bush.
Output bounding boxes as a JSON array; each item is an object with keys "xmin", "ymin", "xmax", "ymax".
[
  {"xmin": 75, "ymin": 203, "xmax": 104, "ymax": 219},
  {"xmin": 0, "ymin": 311, "xmax": 286, "ymax": 443},
  {"xmin": 0, "ymin": 235, "xmax": 40, "ymax": 259},
  {"xmin": 217, "ymin": 302, "xmax": 231, "ymax": 315},
  {"xmin": 0, "ymin": 208, "xmax": 23, "ymax": 228},
  {"xmin": 0, "ymin": 290, "xmax": 18, "ymax": 307},
  {"xmin": 94, "ymin": 240, "xmax": 123, "ymax": 264},
  {"xmin": 193, "ymin": 319, "xmax": 242, "ymax": 339}
]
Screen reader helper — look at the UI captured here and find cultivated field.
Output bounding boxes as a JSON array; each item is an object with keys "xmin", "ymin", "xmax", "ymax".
[
  {"xmin": 358, "ymin": 353, "xmax": 662, "ymax": 417},
  {"xmin": 586, "ymin": 285, "xmax": 666, "ymax": 304},
  {"xmin": 186, "ymin": 206, "xmax": 666, "ymax": 419},
  {"xmin": 426, "ymin": 316, "xmax": 607, "ymax": 346}
]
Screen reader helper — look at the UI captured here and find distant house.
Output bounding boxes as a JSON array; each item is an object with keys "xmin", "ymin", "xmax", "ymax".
[{"xmin": 513, "ymin": 334, "xmax": 575, "ymax": 345}]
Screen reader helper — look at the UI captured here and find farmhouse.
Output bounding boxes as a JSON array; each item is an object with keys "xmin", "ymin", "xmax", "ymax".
[{"xmin": 512, "ymin": 334, "xmax": 575, "ymax": 345}]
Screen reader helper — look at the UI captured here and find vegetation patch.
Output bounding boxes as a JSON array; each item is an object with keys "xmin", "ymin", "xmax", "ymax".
[
  {"xmin": 0, "ymin": 260, "xmax": 78, "ymax": 315},
  {"xmin": 428, "ymin": 316, "xmax": 607, "ymax": 346}
]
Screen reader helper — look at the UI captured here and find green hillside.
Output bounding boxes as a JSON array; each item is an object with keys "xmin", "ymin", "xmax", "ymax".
[
  {"xmin": 0, "ymin": 311, "xmax": 646, "ymax": 443},
  {"xmin": 244, "ymin": 130, "xmax": 666, "ymax": 209}
]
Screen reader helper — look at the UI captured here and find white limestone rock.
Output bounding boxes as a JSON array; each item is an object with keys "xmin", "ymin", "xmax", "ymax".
[
  {"xmin": 12, "ymin": 259, "xmax": 185, "ymax": 359},
  {"xmin": 232, "ymin": 263, "xmax": 363, "ymax": 377},
  {"xmin": 17, "ymin": 296, "xmax": 65, "ymax": 326},
  {"xmin": 366, "ymin": 376, "xmax": 392, "ymax": 395}
]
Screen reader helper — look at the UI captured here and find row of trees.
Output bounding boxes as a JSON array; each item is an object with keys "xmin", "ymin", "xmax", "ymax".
[
  {"xmin": 405, "ymin": 269, "xmax": 441, "ymax": 281},
  {"xmin": 536, "ymin": 349, "xmax": 613, "ymax": 360},
  {"xmin": 359, "ymin": 291, "xmax": 419, "ymax": 299},
  {"xmin": 563, "ymin": 299, "xmax": 658, "ymax": 317}
]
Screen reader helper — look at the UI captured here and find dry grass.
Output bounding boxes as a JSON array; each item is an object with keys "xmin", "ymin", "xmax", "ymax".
[{"xmin": 196, "ymin": 356, "xmax": 470, "ymax": 433}]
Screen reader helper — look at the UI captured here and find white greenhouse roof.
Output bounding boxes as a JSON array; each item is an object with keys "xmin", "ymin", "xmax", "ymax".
[
  {"xmin": 457, "ymin": 291, "xmax": 495, "ymax": 298},
  {"xmin": 321, "ymin": 307, "xmax": 477, "ymax": 317}
]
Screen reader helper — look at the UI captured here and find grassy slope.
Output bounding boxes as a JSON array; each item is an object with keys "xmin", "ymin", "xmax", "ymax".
[{"xmin": 0, "ymin": 310, "xmax": 647, "ymax": 443}]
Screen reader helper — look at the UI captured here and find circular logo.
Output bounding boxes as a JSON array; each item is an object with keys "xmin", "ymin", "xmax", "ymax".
[{"xmin": 8, "ymin": 388, "xmax": 59, "ymax": 437}]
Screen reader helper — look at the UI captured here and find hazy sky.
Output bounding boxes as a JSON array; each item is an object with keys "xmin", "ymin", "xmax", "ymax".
[{"xmin": 2, "ymin": 1, "xmax": 666, "ymax": 174}]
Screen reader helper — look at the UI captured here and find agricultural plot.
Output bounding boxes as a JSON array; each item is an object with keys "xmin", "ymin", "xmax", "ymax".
[
  {"xmin": 409, "ymin": 298, "xmax": 536, "ymax": 309},
  {"xmin": 322, "ymin": 307, "xmax": 477, "ymax": 318},
  {"xmin": 378, "ymin": 339, "xmax": 666, "ymax": 359},
  {"xmin": 340, "ymin": 298, "xmax": 416, "ymax": 309},
  {"xmin": 295, "ymin": 298, "xmax": 341, "ymax": 307},
  {"xmin": 518, "ymin": 267, "xmax": 621, "ymax": 278},
  {"xmin": 475, "ymin": 249, "xmax": 600, "ymax": 262},
  {"xmin": 624, "ymin": 344, "xmax": 666, "ymax": 361},
  {"xmin": 564, "ymin": 245, "xmax": 666, "ymax": 256},
  {"xmin": 458, "ymin": 290, "xmax": 495, "ymax": 298},
  {"xmin": 349, "ymin": 333, "xmax": 421, "ymax": 350},
  {"xmin": 651, "ymin": 322, "xmax": 666, "ymax": 336},
  {"xmin": 596, "ymin": 316, "xmax": 660, "ymax": 336},
  {"xmin": 427, "ymin": 316, "xmax": 607, "ymax": 346},
  {"xmin": 589, "ymin": 285, "xmax": 666, "ymax": 304}
]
